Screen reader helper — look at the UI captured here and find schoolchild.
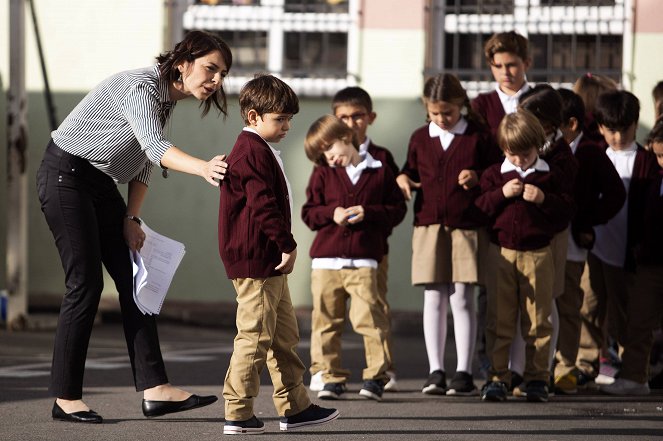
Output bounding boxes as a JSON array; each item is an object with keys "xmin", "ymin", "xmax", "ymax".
[
  {"xmin": 397, "ymin": 73, "xmax": 500, "ymax": 396},
  {"xmin": 302, "ymin": 114, "xmax": 406, "ymax": 402},
  {"xmin": 306, "ymin": 87, "xmax": 400, "ymax": 392},
  {"xmin": 575, "ymin": 90, "xmax": 658, "ymax": 386},
  {"xmin": 572, "ymin": 73, "xmax": 618, "ymax": 146},
  {"xmin": 507, "ymin": 85, "xmax": 579, "ymax": 395},
  {"xmin": 551, "ymin": 88, "xmax": 626, "ymax": 394},
  {"xmin": 476, "ymin": 110, "xmax": 570, "ymax": 403},
  {"xmin": 601, "ymin": 121, "xmax": 663, "ymax": 395},
  {"xmin": 218, "ymin": 75, "xmax": 339, "ymax": 434},
  {"xmin": 471, "ymin": 30, "xmax": 532, "ymax": 137}
]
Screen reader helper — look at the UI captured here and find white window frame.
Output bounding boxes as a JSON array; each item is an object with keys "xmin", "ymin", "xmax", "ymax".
[{"xmin": 183, "ymin": 0, "xmax": 360, "ymax": 96}]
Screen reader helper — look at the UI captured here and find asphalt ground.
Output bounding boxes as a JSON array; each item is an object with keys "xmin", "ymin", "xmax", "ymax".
[{"xmin": 1, "ymin": 319, "xmax": 662, "ymax": 441}]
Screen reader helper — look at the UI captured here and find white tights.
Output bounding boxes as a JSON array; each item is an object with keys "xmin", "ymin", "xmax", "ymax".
[{"xmin": 423, "ymin": 283, "xmax": 477, "ymax": 374}]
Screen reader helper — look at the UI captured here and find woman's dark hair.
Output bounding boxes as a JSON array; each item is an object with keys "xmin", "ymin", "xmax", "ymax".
[{"xmin": 157, "ymin": 30, "xmax": 233, "ymax": 118}]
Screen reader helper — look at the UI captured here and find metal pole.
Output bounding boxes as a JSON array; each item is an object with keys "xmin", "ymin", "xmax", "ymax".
[
  {"xmin": 28, "ymin": 0, "xmax": 57, "ymax": 131},
  {"xmin": 6, "ymin": 0, "xmax": 29, "ymax": 330}
]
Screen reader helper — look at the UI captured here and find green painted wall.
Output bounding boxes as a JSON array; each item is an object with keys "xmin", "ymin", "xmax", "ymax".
[{"xmin": 11, "ymin": 92, "xmax": 426, "ymax": 312}]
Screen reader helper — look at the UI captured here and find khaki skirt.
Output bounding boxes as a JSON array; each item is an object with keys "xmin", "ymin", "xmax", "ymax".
[{"xmin": 411, "ymin": 224, "xmax": 487, "ymax": 286}]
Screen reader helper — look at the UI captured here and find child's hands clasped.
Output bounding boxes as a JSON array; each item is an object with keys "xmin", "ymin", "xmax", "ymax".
[
  {"xmin": 502, "ymin": 178, "xmax": 523, "ymax": 198},
  {"xmin": 458, "ymin": 169, "xmax": 478, "ymax": 190},
  {"xmin": 522, "ymin": 184, "xmax": 545, "ymax": 204},
  {"xmin": 334, "ymin": 205, "xmax": 365, "ymax": 226}
]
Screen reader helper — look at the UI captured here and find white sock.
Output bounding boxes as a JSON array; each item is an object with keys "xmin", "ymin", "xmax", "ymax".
[
  {"xmin": 423, "ymin": 284, "xmax": 450, "ymax": 373},
  {"xmin": 449, "ymin": 283, "xmax": 477, "ymax": 374}
]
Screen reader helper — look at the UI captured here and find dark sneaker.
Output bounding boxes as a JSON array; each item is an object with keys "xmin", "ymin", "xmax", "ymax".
[
  {"xmin": 577, "ymin": 370, "xmax": 597, "ymax": 390},
  {"xmin": 359, "ymin": 379, "xmax": 384, "ymax": 401},
  {"xmin": 224, "ymin": 415, "xmax": 265, "ymax": 435},
  {"xmin": 526, "ymin": 380, "xmax": 549, "ymax": 402},
  {"xmin": 446, "ymin": 371, "xmax": 478, "ymax": 396},
  {"xmin": 422, "ymin": 370, "xmax": 446, "ymax": 395},
  {"xmin": 317, "ymin": 382, "xmax": 347, "ymax": 400},
  {"xmin": 279, "ymin": 404, "xmax": 339, "ymax": 431},
  {"xmin": 480, "ymin": 381, "xmax": 508, "ymax": 402}
]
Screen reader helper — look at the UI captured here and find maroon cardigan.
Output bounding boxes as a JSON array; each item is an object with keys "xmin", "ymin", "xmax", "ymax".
[
  {"xmin": 400, "ymin": 121, "xmax": 501, "ymax": 228},
  {"xmin": 367, "ymin": 141, "xmax": 399, "ymax": 176},
  {"xmin": 635, "ymin": 171, "xmax": 663, "ymax": 266},
  {"xmin": 621, "ymin": 145, "xmax": 659, "ymax": 271},
  {"xmin": 471, "ymin": 91, "xmax": 505, "ymax": 138},
  {"xmin": 570, "ymin": 136, "xmax": 626, "ymax": 249},
  {"xmin": 540, "ymin": 137, "xmax": 579, "ymax": 232},
  {"xmin": 301, "ymin": 163, "xmax": 406, "ymax": 261},
  {"xmin": 475, "ymin": 162, "xmax": 570, "ymax": 251},
  {"xmin": 218, "ymin": 130, "xmax": 297, "ymax": 279}
]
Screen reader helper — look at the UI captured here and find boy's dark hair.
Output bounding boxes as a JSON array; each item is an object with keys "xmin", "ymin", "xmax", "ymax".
[
  {"xmin": 331, "ymin": 86, "xmax": 373, "ymax": 113},
  {"xmin": 497, "ymin": 109, "xmax": 547, "ymax": 155},
  {"xmin": 239, "ymin": 74, "xmax": 299, "ymax": 124},
  {"xmin": 157, "ymin": 30, "xmax": 233, "ymax": 118},
  {"xmin": 594, "ymin": 90, "xmax": 640, "ymax": 130},
  {"xmin": 484, "ymin": 30, "xmax": 530, "ymax": 64},
  {"xmin": 557, "ymin": 88, "xmax": 586, "ymax": 132},
  {"xmin": 518, "ymin": 84, "xmax": 563, "ymax": 133}
]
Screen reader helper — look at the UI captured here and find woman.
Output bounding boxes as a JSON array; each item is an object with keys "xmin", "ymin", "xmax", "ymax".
[{"xmin": 36, "ymin": 31, "xmax": 231, "ymax": 423}]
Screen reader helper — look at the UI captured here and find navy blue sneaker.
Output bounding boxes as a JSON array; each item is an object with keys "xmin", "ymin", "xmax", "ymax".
[
  {"xmin": 359, "ymin": 379, "xmax": 384, "ymax": 401},
  {"xmin": 317, "ymin": 382, "xmax": 347, "ymax": 400},
  {"xmin": 279, "ymin": 404, "xmax": 339, "ymax": 431},
  {"xmin": 224, "ymin": 415, "xmax": 265, "ymax": 435},
  {"xmin": 525, "ymin": 380, "xmax": 549, "ymax": 402},
  {"xmin": 480, "ymin": 381, "xmax": 508, "ymax": 402}
]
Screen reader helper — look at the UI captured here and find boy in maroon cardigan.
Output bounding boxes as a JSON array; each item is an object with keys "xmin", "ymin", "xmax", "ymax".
[
  {"xmin": 576, "ymin": 90, "xmax": 658, "ymax": 390},
  {"xmin": 302, "ymin": 114, "xmax": 406, "ymax": 402},
  {"xmin": 601, "ymin": 121, "xmax": 663, "ymax": 395},
  {"xmin": 476, "ymin": 110, "xmax": 569, "ymax": 403},
  {"xmin": 471, "ymin": 31, "xmax": 532, "ymax": 138},
  {"xmin": 552, "ymin": 88, "xmax": 626, "ymax": 394},
  {"xmin": 218, "ymin": 75, "xmax": 338, "ymax": 434},
  {"xmin": 328, "ymin": 87, "xmax": 400, "ymax": 392}
]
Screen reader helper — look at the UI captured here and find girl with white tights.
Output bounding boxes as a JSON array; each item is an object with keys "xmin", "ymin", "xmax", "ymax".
[{"xmin": 423, "ymin": 283, "xmax": 478, "ymax": 395}]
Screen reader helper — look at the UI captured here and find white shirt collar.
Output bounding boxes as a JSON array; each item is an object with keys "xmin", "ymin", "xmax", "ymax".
[
  {"xmin": 568, "ymin": 132, "xmax": 583, "ymax": 155},
  {"xmin": 346, "ymin": 152, "xmax": 382, "ymax": 185},
  {"xmin": 495, "ymin": 81, "xmax": 531, "ymax": 115},
  {"xmin": 429, "ymin": 118, "xmax": 468, "ymax": 150},
  {"xmin": 359, "ymin": 136, "xmax": 371, "ymax": 156},
  {"xmin": 501, "ymin": 156, "xmax": 550, "ymax": 178},
  {"xmin": 607, "ymin": 141, "xmax": 638, "ymax": 155}
]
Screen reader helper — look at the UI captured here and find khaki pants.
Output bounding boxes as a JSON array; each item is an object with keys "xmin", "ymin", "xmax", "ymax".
[
  {"xmin": 620, "ymin": 264, "xmax": 663, "ymax": 383},
  {"xmin": 576, "ymin": 253, "xmax": 631, "ymax": 377},
  {"xmin": 309, "ymin": 267, "xmax": 390, "ymax": 383},
  {"xmin": 223, "ymin": 276, "xmax": 310, "ymax": 421},
  {"xmin": 486, "ymin": 246, "xmax": 553, "ymax": 385},
  {"xmin": 376, "ymin": 255, "xmax": 395, "ymax": 372},
  {"xmin": 554, "ymin": 260, "xmax": 587, "ymax": 379},
  {"xmin": 550, "ymin": 228, "xmax": 569, "ymax": 298}
]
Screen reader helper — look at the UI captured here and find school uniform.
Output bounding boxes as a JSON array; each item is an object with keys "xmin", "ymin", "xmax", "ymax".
[
  {"xmin": 576, "ymin": 143, "xmax": 658, "ymax": 378},
  {"xmin": 218, "ymin": 129, "xmax": 310, "ymax": 421},
  {"xmin": 554, "ymin": 133, "xmax": 626, "ymax": 380},
  {"xmin": 401, "ymin": 119, "xmax": 500, "ymax": 285},
  {"xmin": 476, "ymin": 157, "xmax": 569, "ymax": 385},
  {"xmin": 540, "ymin": 134, "xmax": 579, "ymax": 297},
  {"xmin": 620, "ymin": 170, "xmax": 663, "ymax": 384},
  {"xmin": 471, "ymin": 84, "xmax": 531, "ymax": 137},
  {"xmin": 302, "ymin": 154, "xmax": 406, "ymax": 385}
]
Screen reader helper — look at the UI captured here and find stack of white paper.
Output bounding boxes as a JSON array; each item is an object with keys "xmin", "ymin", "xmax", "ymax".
[{"xmin": 130, "ymin": 222, "xmax": 186, "ymax": 315}]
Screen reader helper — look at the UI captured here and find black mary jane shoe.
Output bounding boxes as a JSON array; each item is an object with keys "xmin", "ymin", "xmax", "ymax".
[
  {"xmin": 52, "ymin": 401, "xmax": 103, "ymax": 424},
  {"xmin": 142, "ymin": 394, "xmax": 218, "ymax": 417}
]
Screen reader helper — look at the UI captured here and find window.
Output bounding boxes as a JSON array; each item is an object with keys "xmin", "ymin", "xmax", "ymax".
[
  {"xmin": 426, "ymin": 0, "xmax": 629, "ymax": 96},
  {"xmin": 182, "ymin": 0, "xmax": 357, "ymax": 96}
]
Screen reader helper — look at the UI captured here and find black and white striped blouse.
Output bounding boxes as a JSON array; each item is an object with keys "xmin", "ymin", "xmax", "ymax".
[{"xmin": 52, "ymin": 65, "xmax": 175, "ymax": 185}]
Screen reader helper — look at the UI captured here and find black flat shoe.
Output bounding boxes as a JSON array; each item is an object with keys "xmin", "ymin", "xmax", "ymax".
[
  {"xmin": 142, "ymin": 394, "xmax": 218, "ymax": 417},
  {"xmin": 52, "ymin": 401, "xmax": 103, "ymax": 424}
]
